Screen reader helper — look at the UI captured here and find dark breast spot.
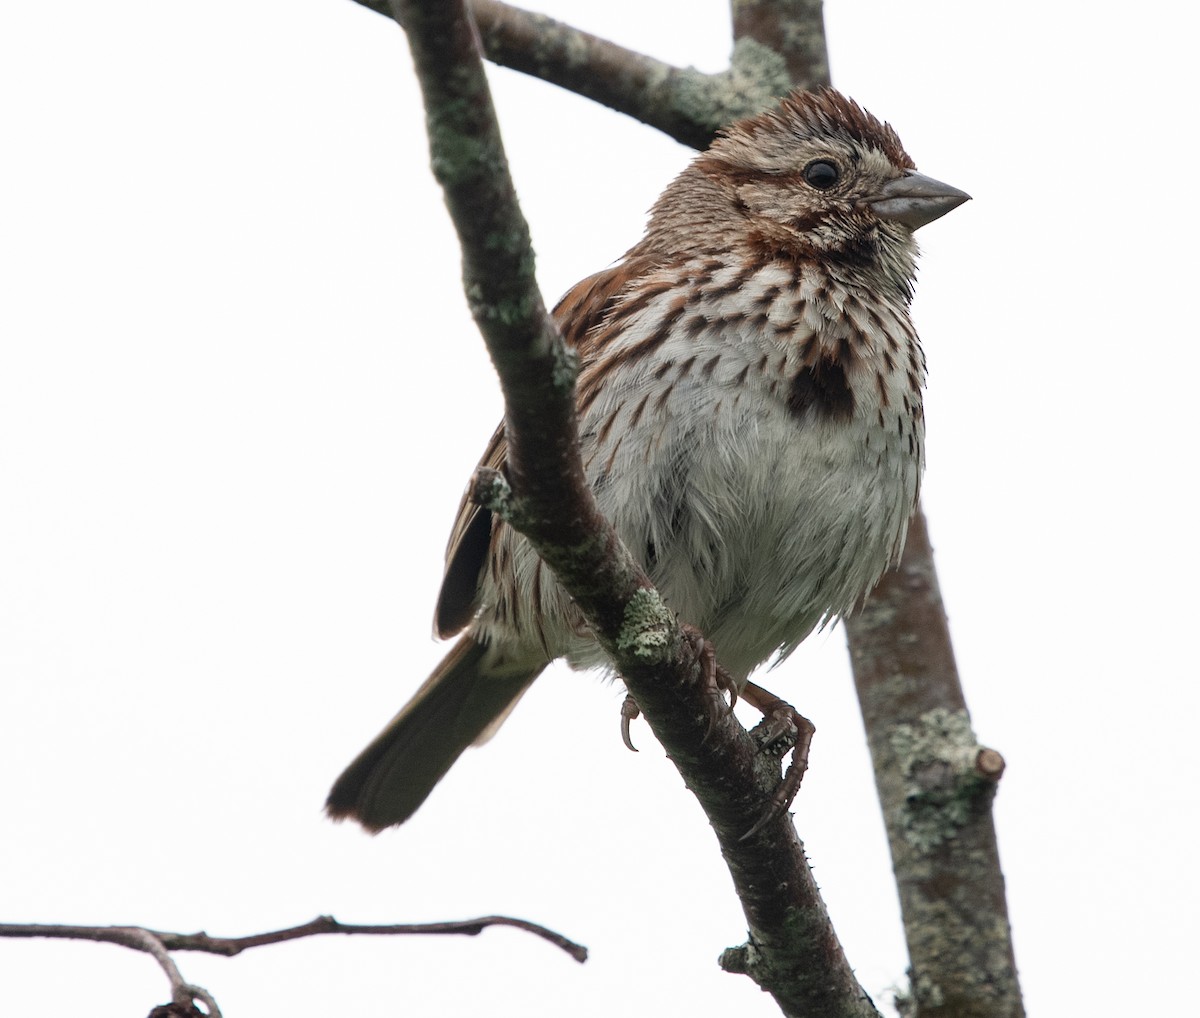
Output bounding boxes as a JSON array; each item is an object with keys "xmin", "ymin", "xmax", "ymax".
[{"xmin": 787, "ymin": 358, "xmax": 855, "ymax": 423}]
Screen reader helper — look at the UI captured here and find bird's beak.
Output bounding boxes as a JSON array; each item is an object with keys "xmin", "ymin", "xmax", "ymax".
[{"xmin": 870, "ymin": 171, "xmax": 971, "ymax": 230}]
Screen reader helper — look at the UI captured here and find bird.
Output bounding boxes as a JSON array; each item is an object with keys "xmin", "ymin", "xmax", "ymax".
[{"xmin": 327, "ymin": 88, "xmax": 969, "ymax": 832}]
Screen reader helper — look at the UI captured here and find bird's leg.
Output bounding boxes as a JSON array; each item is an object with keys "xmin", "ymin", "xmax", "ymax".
[
  {"xmin": 618, "ymin": 623, "xmax": 738, "ymax": 751},
  {"xmin": 740, "ymin": 680, "xmax": 816, "ymax": 840},
  {"xmin": 679, "ymin": 624, "xmax": 739, "ymax": 743},
  {"xmin": 678, "ymin": 623, "xmax": 739, "ymax": 713}
]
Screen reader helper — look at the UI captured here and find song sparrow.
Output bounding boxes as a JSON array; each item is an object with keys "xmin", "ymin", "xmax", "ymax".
[{"xmin": 328, "ymin": 88, "xmax": 968, "ymax": 831}]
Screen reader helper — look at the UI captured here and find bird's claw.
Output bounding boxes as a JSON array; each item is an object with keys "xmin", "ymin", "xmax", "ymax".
[
  {"xmin": 739, "ymin": 683, "xmax": 816, "ymax": 840},
  {"xmin": 619, "ymin": 694, "xmax": 641, "ymax": 752},
  {"xmin": 619, "ymin": 625, "xmax": 741, "ymax": 750},
  {"xmin": 718, "ymin": 665, "xmax": 738, "ymax": 714},
  {"xmin": 751, "ymin": 711, "xmax": 798, "ymax": 757}
]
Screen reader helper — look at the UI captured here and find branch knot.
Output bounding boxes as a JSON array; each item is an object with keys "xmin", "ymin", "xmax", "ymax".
[{"xmin": 471, "ymin": 466, "xmax": 520, "ymax": 522}]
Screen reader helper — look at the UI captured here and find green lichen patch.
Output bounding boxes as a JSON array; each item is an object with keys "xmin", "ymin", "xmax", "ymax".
[
  {"xmin": 890, "ymin": 707, "xmax": 988, "ymax": 853},
  {"xmin": 615, "ymin": 588, "xmax": 675, "ymax": 665},
  {"xmin": 551, "ymin": 342, "xmax": 580, "ymax": 391}
]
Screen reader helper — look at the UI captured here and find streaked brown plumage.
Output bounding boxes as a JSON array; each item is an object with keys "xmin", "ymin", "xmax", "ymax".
[{"xmin": 328, "ymin": 88, "xmax": 968, "ymax": 831}]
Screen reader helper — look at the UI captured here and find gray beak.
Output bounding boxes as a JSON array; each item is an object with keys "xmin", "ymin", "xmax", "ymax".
[{"xmin": 870, "ymin": 170, "xmax": 971, "ymax": 230}]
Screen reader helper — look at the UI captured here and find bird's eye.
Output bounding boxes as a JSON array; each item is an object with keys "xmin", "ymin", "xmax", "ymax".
[{"xmin": 803, "ymin": 160, "xmax": 840, "ymax": 190}]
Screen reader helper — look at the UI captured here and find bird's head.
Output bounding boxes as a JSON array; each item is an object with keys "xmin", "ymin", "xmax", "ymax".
[{"xmin": 645, "ymin": 89, "xmax": 969, "ymax": 300}]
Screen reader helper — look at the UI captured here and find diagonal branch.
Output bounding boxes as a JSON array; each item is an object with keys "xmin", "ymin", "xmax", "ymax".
[
  {"xmin": 358, "ymin": 0, "xmax": 1019, "ymax": 1012},
  {"xmin": 351, "ymin": 0, "xmax": 791, "ymax": 147},
  {"xmin": 386, "ymin": 0, "xmax": 876, "ymax": 1015}
]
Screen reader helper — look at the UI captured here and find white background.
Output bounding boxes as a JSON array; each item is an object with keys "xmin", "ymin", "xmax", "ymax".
[{"xmin": 2, "ymin": 1, "xmax": 1197, "ymax": 1014}]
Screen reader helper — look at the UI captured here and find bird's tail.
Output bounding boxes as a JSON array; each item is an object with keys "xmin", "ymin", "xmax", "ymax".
[{"xmin": 327, "ymin": 635, "xmax": 544, "ymax": 831}]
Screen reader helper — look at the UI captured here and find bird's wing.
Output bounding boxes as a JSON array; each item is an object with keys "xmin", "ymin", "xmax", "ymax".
[
  {"xmin": 434, "ymin": 423, "xmax": 508, "ymax": 638},
  {"xmin": 432, "ymin": 258, "xmax": 655, "ymax": 638}
]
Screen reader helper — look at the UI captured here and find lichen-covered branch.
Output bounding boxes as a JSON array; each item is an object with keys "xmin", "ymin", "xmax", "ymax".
[
  {"xmin": 732, "ymin": 0, "xmax": 830, "ymax": 87},
  {"xmin": 351, "ymin": 0, "xmax": 788, "ymax": 146},
  {"xmin": 471, "ymin": 1, "xmax": 794, "ymax": 148},
  {"xmin": 385, "ymin": 1, "xmax": 876, "ymax": 1014},
  {"xmin": 845, "ymin": 512, "xmax": 1025, "ymax": 1018}
]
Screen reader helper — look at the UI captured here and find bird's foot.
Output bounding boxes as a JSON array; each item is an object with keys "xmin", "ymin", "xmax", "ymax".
[
  {"xmin": 740, "ymin": 681, "xmax": 816, "ymax": 840},
  {"xmin": 618, "ymin": 623, "xmax": 738, "ymax": 750}
]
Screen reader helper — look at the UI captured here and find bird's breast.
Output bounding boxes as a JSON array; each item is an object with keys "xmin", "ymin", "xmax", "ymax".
[{"xmin": 580, "ymin": 257, "xmax": 925, "ymax": 677}]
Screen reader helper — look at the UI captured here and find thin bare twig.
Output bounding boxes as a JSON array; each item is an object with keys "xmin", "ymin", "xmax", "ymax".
[
  {"xmin": 1, "ymin": 914, "xmax": 586, "ymax": 1017},
  {"xmin": 0, "ymin": 914, "xmax": 587, "ymax": 963},
  {"xmin": 1, "ymin": 924, "xmax": 222, "ymax": 1018}
]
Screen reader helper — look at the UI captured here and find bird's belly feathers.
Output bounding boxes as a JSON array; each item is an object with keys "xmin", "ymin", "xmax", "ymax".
[{"xmin": 585, "ymin": 321, "xmax": 922, "ymax": 681}]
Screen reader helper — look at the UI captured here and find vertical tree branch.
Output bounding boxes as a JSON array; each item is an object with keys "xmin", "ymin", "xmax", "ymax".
[
  {"xmin": 727, "ymin": 4, "xmax": 1023, "ymax": 1013},
  {"xmin": 731, "ymin": 0, "xmax": 830, "ymax": 88},
  {"xmin": 845, "ymin": 514, "xmax": 1024, "ymax": 1018}
]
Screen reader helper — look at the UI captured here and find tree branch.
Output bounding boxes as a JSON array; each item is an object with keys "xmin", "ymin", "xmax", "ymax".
[
  {"xmin": 2, "ymin": 924, "xmax": 223, "ymax": 1018},
  {"xmin": 351, "ymin": 0, "xmax": 789, "ymax": 147},
  {"xmin": 386, "ymin": 0, "xmax": 876, "ymax": 1014},
  {"xmin": 157, "ymin": 914, "xmax": 587, "ymax": 962},
  {"xmin": 721, "ymin": 5, "xmax": 1024, "ymax": 1012},
  {"xmin": 1, "ymin": 914, "xmax": 587, "ymax": 1017},
  {"xmin": 845, "ymin": 513, "xmax": 1025, "ymax": 1018},
  {"xmin": 731, "ymin": 0, "xmax": 829, "ymax": 87}
]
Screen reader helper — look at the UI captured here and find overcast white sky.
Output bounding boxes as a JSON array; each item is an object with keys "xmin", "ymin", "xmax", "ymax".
[{"xmin": 2, "ymin": 1, "xmax": 1197, "ymax": 1015}]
